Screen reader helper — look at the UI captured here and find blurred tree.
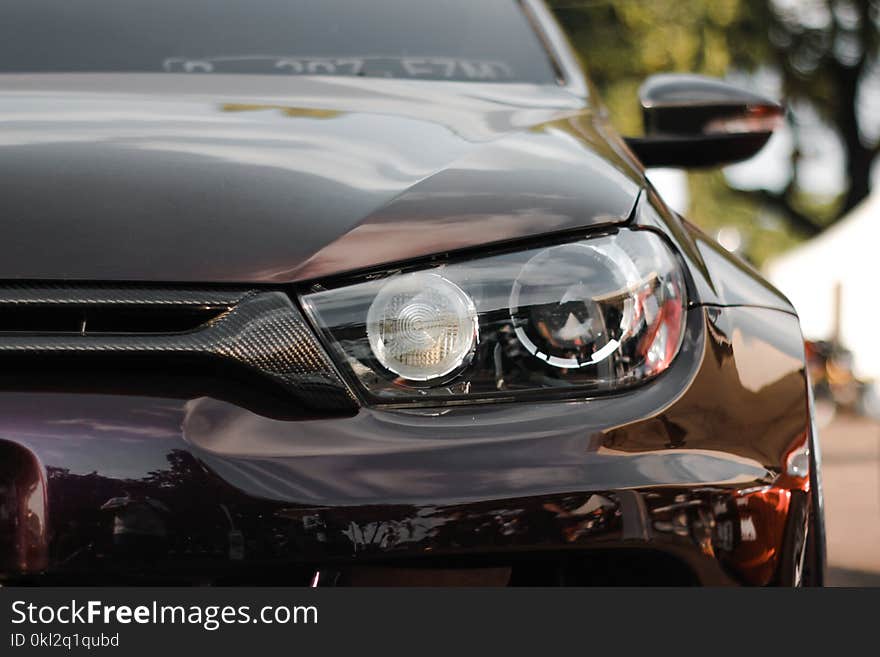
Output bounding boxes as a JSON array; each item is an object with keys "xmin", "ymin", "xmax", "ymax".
[
  {"xmin": 548, "ymin": 0, "xmax": 880, "ymax": 258},
  {"xmin": 749, "ymin": 0, "xmax": 879, "ymax": 225}
]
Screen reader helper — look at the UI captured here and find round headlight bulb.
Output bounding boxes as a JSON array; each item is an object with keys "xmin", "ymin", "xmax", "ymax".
[{"xmin": 366, "ymin": 272, "xmax": 478, "ymax": 381}]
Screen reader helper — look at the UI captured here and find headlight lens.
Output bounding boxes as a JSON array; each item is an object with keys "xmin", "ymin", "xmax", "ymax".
[
  {"xmin": 302, "ymin": 228, "xmax": 687, "ymax": 403},
  {"xmin": 365, "ymin": 272, "xmax": 478, "ymax": 381}
]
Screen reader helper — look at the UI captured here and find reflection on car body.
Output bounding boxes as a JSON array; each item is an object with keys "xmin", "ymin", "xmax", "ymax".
[{"xmin": 163, "ymin": 56, "xmax": 515, "ymax": 80}]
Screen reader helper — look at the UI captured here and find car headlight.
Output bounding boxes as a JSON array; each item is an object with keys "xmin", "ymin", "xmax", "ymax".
[{"xmin": 301, "ymin": 228, "xmax": 687, "ymax": 403}]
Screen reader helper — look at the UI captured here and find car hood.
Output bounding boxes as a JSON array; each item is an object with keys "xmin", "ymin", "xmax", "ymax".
[{"xmin": 0, "ymin": 74, "xmax": 642, "ymax": 283}]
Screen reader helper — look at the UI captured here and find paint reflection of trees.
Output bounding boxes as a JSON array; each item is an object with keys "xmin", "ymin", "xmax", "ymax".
[{"xmin": 46, "ymin": 449, "xmax": 234, "ymax": 568}]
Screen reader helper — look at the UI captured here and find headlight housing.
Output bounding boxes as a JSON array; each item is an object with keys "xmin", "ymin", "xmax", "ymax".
[{"xmin": 301, "ymin": 228, "xmax": 687, "ymax": 403}]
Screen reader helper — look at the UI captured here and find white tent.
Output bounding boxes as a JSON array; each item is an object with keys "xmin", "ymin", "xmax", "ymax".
[{"xmin": 765, "ymin": 191, "xmax": 880, "ymax": 381}]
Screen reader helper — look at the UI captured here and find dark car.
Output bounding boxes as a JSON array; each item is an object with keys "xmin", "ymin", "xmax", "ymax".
[{"xmin": 0, "ymin": 0, "xmax": 823, "ymax": 586}]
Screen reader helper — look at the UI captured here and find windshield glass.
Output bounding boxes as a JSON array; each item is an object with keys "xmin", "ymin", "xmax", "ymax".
[{"xmin": 1, "ymin": 0, "xmax": 559, "ymax": 83}]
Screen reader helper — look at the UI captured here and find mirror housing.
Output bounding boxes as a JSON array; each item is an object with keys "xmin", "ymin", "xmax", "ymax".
[{"xmin": 624, "ymin": 74, "xmax": 783, "ymax": 168}]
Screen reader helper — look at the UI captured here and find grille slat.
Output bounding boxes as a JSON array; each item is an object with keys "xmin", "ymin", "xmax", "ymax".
[{"xmin": 0, "ymin": 286, "xmax": 357, "ymax": 414}]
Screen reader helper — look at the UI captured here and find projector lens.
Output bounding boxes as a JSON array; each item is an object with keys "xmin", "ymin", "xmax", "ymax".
[
  {"xmin": 510, "ymin": 243, "xmax": 640, "ymax": 369},
  {"xmin": 366, "ymin": 272, "xmax": 478, "ymax": 381}
]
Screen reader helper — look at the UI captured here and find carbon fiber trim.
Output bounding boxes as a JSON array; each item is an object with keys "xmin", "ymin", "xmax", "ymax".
[
  {"xmin": 0, "ymin": 288, "xmax": 357, "ymax": 413},
  {"xmin": 0, "ymin": 285, "xmax": 250, "ymax": 306}
]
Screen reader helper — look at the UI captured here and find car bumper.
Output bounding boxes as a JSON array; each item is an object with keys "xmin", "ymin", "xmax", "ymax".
[{"xmin": 0, "ymin": 305, "xmax": 814, "ymax": 585}]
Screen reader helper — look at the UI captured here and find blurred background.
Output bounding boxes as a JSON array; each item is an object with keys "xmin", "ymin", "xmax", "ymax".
[{"xmin": 547, "ymin": 0, "xmax": 880, "ymax": 585}]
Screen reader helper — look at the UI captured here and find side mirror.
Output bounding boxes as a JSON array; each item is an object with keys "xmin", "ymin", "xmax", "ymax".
[{"xmin": 624, "ymin": 74, "xmax": 783, "ymax": 168}]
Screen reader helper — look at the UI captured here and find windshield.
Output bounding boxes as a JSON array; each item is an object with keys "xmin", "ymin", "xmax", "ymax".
[{"xmin": 1, "ymin": 0, "xmax": 559, "ymax": 84}]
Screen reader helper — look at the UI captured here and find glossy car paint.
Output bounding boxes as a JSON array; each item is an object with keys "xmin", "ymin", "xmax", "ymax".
[
  {"xmin": 0, "ymin": 3, "xmax": 818, "ymax": 586},
  {"xmin": 0, "ymin": 74, "xmax": 638, "ymax": 283}
]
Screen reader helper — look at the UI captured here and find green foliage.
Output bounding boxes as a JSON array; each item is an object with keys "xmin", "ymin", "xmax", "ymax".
[
  {"xmin": 687, "ymin": 172, "xmax": 802, "ymax": 264},
  {"xmin": 550, "ymin": 0, "xmax": 764, "ymax": 130}
]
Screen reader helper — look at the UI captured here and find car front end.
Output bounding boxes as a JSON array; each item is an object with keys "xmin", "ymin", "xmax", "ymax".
[{"xmin": 0, "ymin": 0, "xmax": 823, "ymax": 586}]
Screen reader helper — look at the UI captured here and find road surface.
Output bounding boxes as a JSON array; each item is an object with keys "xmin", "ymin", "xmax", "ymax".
[{"xmin": 819, "ymin": 412, "xmax": 880, "ymax": 586}]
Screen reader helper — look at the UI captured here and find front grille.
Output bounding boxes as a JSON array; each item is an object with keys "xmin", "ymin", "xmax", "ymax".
[
  {"xmin": 0, "ymin": 285, "xmax": 357, "ymax": 414},
  {"xmin": 0, "ymin": 286, "xmax": 241, "ymax": 334}
]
